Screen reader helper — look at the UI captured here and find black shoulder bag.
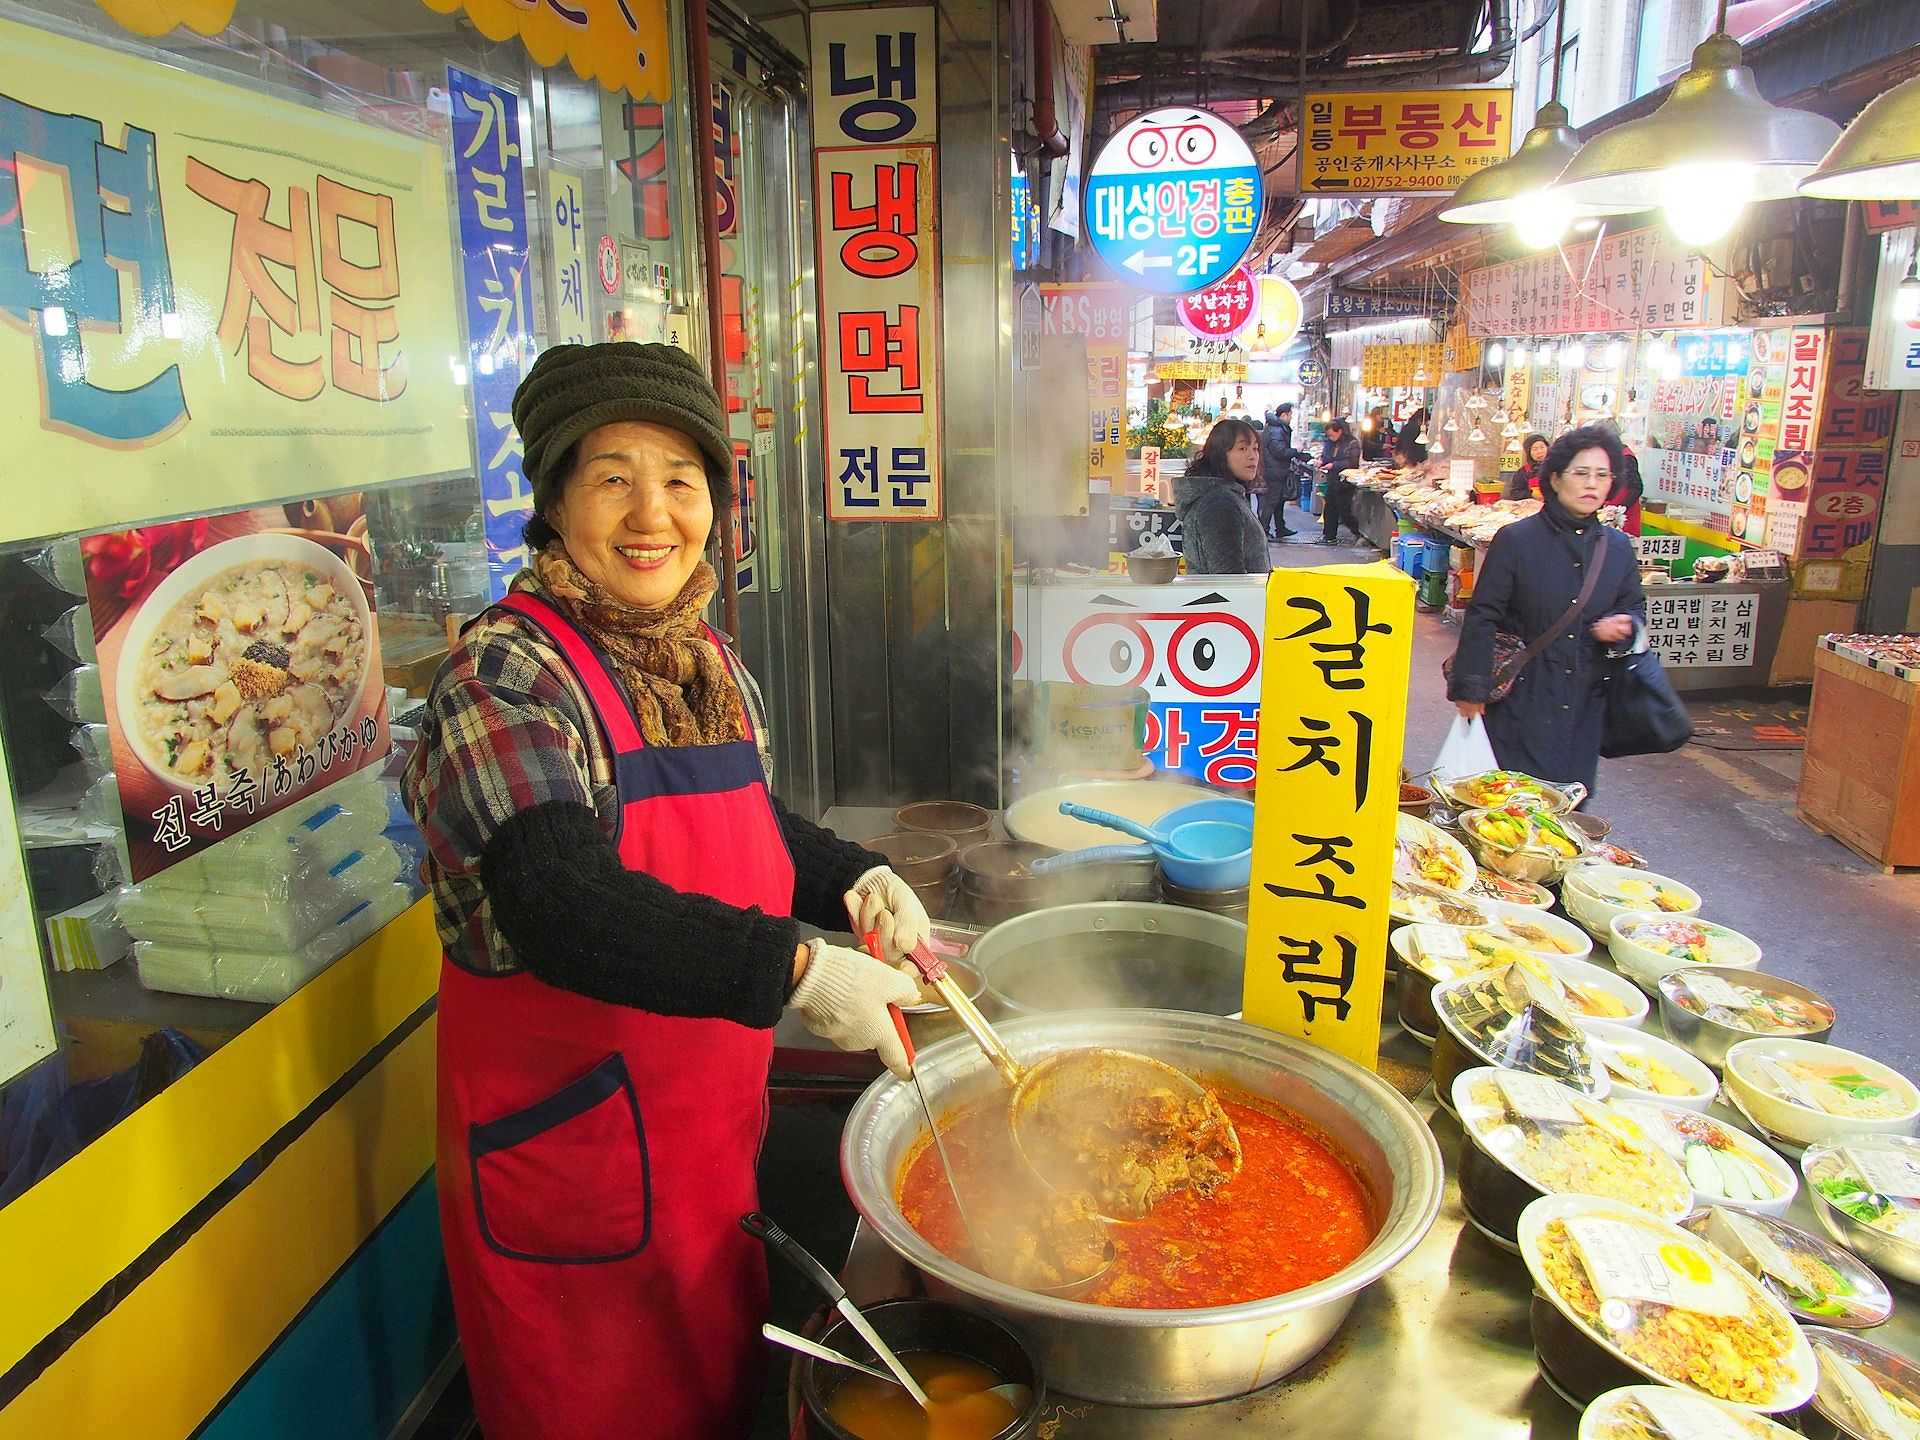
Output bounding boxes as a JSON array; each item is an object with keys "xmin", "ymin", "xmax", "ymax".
[{"xmin": 1599, "ymin": 533, "xmax": 1694, "ymax": 758}]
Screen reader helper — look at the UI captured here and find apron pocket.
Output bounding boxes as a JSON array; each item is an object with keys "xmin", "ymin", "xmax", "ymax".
[{"xmin": 469, "ymin": 1053, "xmax": 650, "ymax": 1264}]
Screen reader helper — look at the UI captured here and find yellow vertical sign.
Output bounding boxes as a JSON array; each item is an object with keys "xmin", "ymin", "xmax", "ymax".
[{"xmin": 1242, "ymin": 562, "xmax": 1413, "ymax": 1071}]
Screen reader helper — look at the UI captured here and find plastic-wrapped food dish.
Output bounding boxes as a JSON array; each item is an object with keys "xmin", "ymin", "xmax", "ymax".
[
  {"xmin": 1466, "ymin": 872, "xmax": 1555, "ymax": 910},
  {"xmin": 1439, "ymin": 769, "xmax": 1582, "ymax": 814},
  {"xmin": 1660, "ymin": 967, "xmax": 1835, "ymax": 1070},
  {"xmin": 1609, "ymin": 914, "xmax": 1763, "ymax": 992},
  {"xmin": 1393, "ymin": 930, "xmax": 1640, "ymax": 1044},
  {"xmin": 1490, "ymin": 908, "xmax": 1593, "ymax": 960},
  {"xmin": 1461, "ymin": 804, "xmax": 1589, "ymax": 884},
  {"xmin": 1580, "ymin": 1385, "xmax": 1804, "ymax": 1440},
  {"xmin": 1394, "ymin": 812, "xmax": 1477, "ymax": 892},
  {"xmin": 1431, "ymin": 971, "xmax": 1608, "ymax": 1114},
  {"xmin": 1582, "ymin": 1022, "xmax": 1719, "ymax": 1111},
  {"xmin": 1803, "ymin": 1328, "xmax": 1920, "ymax": 1440},
  {"xmin": 1452, "ymin": 1068, "xmax": 1691, "ymax": 1251},
  {"xmin": 1725, "ymin": 1040, "xmax": 1920, "ymax": 1149},
  {"xmin": 1563, "ymin": 865, "xmax": 1701, "ymax": 941},
  {"xmin": 1680, "ymin": 1205, "xmax": 1893, "ymax": 1330},
  {"xmin": 1390, "ymin": 877, "xmax": 1494, "ymax": 928},
  {"xmin": 1610, "ymin": 1101, "xmax": 1795, "ymax": 1215},
  {"xmin": 1518, "ymin": 1193, "xmax": 1820, "ymax": 1412},
  {"xmin": 1804, "ymin": 1135, "xmax": 1920, "ymax": 1286}
]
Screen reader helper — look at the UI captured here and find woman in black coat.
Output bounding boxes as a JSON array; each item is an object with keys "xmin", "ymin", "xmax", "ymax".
[
  {"xmin": 1448, "ymin": 426, "xmax": 1647, "ymax": 794},
  {"xmin": 1173, "ymin": 418, "xmax": 1272, "ymax": 574}
]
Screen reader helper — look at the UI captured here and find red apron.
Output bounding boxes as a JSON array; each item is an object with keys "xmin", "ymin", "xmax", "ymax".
[{"xmin": 436, "ymin": 591, "xmax": 795, "ymax": 1440}]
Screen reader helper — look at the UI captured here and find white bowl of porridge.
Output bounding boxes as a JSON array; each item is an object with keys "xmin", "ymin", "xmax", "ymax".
[{"xmin": 117, "ymin": 534, "xmax": 375, "ymax": 801}]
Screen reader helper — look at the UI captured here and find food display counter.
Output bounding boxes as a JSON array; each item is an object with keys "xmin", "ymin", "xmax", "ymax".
[
  {"xmin": 786, "ymin": 787, "xmax": 1920, "ymax": 1439},
  {"xmin": 812, "ymin": 1013, "xmax": 1920, "ymax": 1438}
]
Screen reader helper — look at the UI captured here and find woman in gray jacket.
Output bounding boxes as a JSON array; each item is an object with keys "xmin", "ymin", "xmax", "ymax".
[{"xmin": 1174, "ymin": 418, "xmax": 1272, "ymax": 575}]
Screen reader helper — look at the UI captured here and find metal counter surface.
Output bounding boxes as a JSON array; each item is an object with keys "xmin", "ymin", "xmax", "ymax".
[{"xmin": 833, "ymin": 1011, "xmax": 1920, "ymax": 1438}]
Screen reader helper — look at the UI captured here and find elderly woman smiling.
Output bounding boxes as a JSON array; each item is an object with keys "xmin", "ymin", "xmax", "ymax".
[{"xmin": 404, "ymin": 342, "xmax": 928, "ymax": 1440}]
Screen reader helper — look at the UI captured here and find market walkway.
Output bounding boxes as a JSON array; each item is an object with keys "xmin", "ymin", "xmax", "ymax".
[{"xmin": 1278, "ymin": 532, "xmax": 1920, "ymax": 1077}]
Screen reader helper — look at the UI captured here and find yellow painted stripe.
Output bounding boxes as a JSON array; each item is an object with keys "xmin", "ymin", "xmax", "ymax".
[
  {"xmin": 1642, "ymin": 512, "xmax": 1744, "ymax": 551},
  {"xmin": 0, "ymin": 898, "xmax": 439, "ymax": 1375},
  {"xmin": 0, "ymin": 1016, "xmax": 438, "ymax": 1440}
]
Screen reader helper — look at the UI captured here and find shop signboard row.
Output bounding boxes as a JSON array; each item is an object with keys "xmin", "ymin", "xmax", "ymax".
[
  {"xmin": 811, "ymin": 6, "xmax": 944, "ymax": 520},
  {"xmin": 1464, "ymin": 227, "xmax": 1730, "ymax": 338},
  {"xmin": 448, "ymin": 67, "xmax": 537, "ymax": 599},
  {"xmin": 1297, "ymin": 88, "xmax": 1512, "ymax": 195},
  {"xmin": 0, "ymin": 15, "xmax": 469, "ymax": 546},
  {"xmin": 1361, "ymin": 343, "xmax": 1444, "ymax": 389}
]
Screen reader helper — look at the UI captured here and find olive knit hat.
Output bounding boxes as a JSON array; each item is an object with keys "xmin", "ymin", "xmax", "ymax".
[{"xmin": 514, "ymin": 341, "xmax": 734, "ymax": 520}]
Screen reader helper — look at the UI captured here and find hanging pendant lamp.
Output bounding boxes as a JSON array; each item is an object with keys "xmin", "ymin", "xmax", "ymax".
[
  {"xmin": 1549, "ymin": 5, "xmax": 1840, "ymax": 242},
  {"xmin": 1438, "ymin": 0, "xmax": 1632, "ymax": 245},
  {"xmin": 1800, "ymin": 75, "xmax": 1920, "ymax": 200}
]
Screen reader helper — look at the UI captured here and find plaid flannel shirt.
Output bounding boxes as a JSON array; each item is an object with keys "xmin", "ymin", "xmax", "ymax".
[{"xmin": 404, "ymin": 596, "xmax": 775, "ymax": 975}]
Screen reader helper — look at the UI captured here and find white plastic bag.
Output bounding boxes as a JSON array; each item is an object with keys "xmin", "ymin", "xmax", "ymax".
[{"xmin": 1431, "ymin": 715, "xmax": 1498, "ymax": 784}]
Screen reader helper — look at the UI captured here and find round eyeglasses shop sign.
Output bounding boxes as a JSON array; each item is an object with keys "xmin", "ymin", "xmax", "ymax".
[{"xmin": 1084, "ymin": 107, "xmax": 1264, "ymax": 295}]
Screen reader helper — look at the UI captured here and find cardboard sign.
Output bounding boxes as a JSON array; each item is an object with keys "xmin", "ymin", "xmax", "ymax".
[{"xmin": 1242, "ymin": 563, "xmax": 1413, "ymax": 1069}]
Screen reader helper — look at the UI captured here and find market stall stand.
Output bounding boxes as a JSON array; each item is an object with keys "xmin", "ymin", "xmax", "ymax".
[{"xmin": 1799, "ymin": 636, "xmax": 1920, "ymax": 869}]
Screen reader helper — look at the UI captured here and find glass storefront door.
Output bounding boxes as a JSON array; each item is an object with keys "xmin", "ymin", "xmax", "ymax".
[{"xmin": 709, "ymin": 57, "xmax": 829, "ymax": 812}]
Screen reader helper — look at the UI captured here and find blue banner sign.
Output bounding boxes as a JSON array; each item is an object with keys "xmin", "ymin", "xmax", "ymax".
[
  {"xmin": 1083, "ymin": 107, "xmax": 1262, "ymax": 296},
  {"xmin": 448, "ymin": 66, "xmax": 535, "ymax": 599}
]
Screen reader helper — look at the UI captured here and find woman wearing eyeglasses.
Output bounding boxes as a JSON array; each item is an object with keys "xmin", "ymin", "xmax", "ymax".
[{"xmin": 1447, "ymin": 425, "xmax": 1648, "ymax": 795}]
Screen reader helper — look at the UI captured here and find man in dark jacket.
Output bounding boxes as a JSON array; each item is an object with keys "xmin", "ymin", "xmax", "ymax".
[
  {"xmin": 1318, "ymin": 417, "xmax": 1364, "ymax": 546},
  {"xmin": 1258, "ymin": 404, "xmax": 1298, "ymax": 539}
]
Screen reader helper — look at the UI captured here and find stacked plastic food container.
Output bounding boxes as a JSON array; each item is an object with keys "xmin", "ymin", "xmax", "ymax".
[{"xmin": 118, "ymin": 772, "xmax": 411, "ymax": 1003}]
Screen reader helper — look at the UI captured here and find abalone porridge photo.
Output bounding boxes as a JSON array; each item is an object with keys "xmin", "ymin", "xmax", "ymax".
[{"xmin": 134, "ymin": 551, "xmax": 367, "ymax": 788}]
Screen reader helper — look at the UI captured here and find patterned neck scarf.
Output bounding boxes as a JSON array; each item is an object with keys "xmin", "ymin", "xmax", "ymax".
[{"xmin": 518, "ymin": 544, "xmax": 745, "ymax": 748}]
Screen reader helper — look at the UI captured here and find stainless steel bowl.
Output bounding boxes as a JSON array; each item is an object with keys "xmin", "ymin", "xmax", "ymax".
[
  {"xmin": 1803, "ymin": 1139, "xmax": 1920, "ymax": 1286},
  {"xmin": 967, "ymin": 902, "xmax": 1248, "ymax": 1018},
  {"xmin": 1657, "ymin": 967, "xmax": 1836, "ymax": 1071},
  {"xmin": 840, "ymin": 1010, "xmax": 1444, "ymax": 1405}
]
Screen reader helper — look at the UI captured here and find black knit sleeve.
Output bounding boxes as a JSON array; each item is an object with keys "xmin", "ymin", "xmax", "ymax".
[
  {"xmin": 481, "ymin": 800, "xmax": 800, "ymax": 1026},
  {"xmin": 771, "ymin": 795, "xmax": 885, "ymax": 931}
]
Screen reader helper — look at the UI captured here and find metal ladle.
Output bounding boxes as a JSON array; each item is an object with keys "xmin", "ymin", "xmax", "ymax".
[
  {"xmin": 894, "ymin": 936, "xmax": 1242, "ymax": 1224},
  {"xmin": 876, "ymin": 935, "xmax": 1114, "ymax": 1298}
]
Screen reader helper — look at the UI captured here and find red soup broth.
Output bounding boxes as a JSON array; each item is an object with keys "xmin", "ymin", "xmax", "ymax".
[{"xmin": 896, "ymin": 1090, "xmax": 1376, "ymax": 1309}]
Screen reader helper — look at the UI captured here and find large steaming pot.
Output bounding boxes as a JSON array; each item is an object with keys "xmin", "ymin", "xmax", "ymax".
[
  {"xmin": 841, "ymin": 1011, "xmax": 1443, "ymax": 1406},
  {"xmin": 968, "ymin": 902, "xmax": 1247, "ymax": 1017}
]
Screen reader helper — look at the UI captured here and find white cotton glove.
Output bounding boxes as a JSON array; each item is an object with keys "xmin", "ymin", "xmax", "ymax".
[
  {"xmin": 844, "ymin": 866, "xmax": 932, "ymax": 960},
  {"xmin": 789, "ymin": 938, "xmax": 923, "ymax": 1078}
]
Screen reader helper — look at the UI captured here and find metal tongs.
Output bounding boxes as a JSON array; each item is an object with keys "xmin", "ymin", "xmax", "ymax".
[{"xmin": 891, "ymin": 934, "xmax": 1242, "ymax": 1224}]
